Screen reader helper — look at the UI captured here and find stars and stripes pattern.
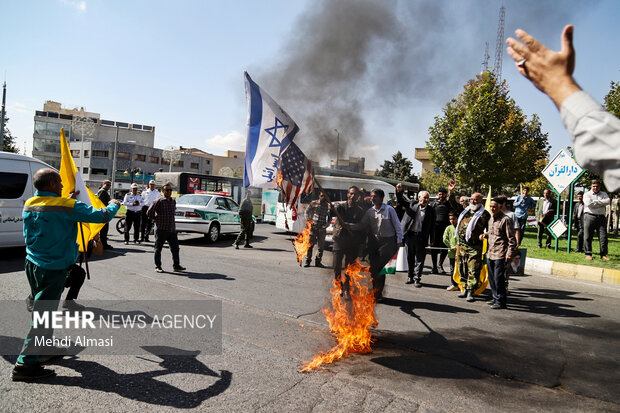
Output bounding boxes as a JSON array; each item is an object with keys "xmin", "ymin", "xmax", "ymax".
[{"xmin": 279, "ymin": 142, "xmax": 314, "ymax": 208}]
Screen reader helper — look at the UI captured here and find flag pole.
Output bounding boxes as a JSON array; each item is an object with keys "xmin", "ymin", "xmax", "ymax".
[{"xmin": 79, "ymin": 223, "xmax": 91, "ymax": 280}]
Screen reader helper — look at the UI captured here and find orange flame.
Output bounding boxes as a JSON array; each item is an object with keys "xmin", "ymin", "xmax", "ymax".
[
  {"xmin": 293, "ymin": 221, "xmax": 314, "ymax": 265},
  {"xmin": 276, "ymin": 171, "xmax": 283, "ymax": 186},
  {"xmin": 301, "ymin": 260, "xmax": 377, "ymax": 372}
]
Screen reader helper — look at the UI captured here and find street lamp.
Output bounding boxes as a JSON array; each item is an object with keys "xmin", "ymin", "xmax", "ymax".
[
  {"xmin": 334, "ymin": 129, "xmax": 340, "ymax": 169},
  {"xmin": 71, "ymin": 110, "xmax": 96, "ymax": 172}
]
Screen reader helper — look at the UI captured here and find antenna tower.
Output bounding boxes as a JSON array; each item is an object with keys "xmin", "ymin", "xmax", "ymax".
[
  {"xmin": 481, "ymin": 42, "xmax": 490, "ymax": 73},
  {"xmin": 493, "ymin": 5, "xmax": 506, "ymax": 82}
]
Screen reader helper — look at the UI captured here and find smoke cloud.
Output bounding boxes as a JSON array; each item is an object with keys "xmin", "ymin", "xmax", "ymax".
[{"xmin": 256, "ymin": 0, "xmax": 592, "ymax": 167}]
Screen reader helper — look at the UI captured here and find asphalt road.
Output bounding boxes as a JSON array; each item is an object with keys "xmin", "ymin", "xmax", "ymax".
[{"xmin": 1, "ymin": 222, "xmax": 619, "ymax": 412}]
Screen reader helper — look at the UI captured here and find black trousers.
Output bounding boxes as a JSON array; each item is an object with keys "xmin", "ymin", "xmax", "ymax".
[
  {"xmin": 100, "ymin": 222, "xmax": 110, "ymax": 246},
  {"xmin": 405, "ymin": 232, "xmax": 426, "ymax": 282},
  {"xmin": 154, "ymin": 229, "xmax": 180, "ymax": 268},
  {"xmin": 140, "ymin": 206, "xmax": 153, "ymax": 240},
  {"xmin": 368, "ymin": 235, "xmax": 398, "ymax": 298},
  {"xmin": 125, "ymin": 210, "xmax": 141, "ymax": 242},
  {"xmin": 487, "ymin": 259, "xmax": 507, "ymax": 305},
  {"xmin": 575, "ymin": 218, "xmax": 584, "ymax": 252},
  {"xmin": 64, "ymin": 264, "xmax": 86, "ymax": 300},
  {"xmin": 333, "ymin": 244, "xmax": 360, "ymax": 291},
  {"xmin": 584, "ymin": 213, "xmax": 608, "ymax": 257},
  {"xmin": 537, "ymin": 222, "xmax": 552, "ymax": 248},
  {"xmin": 430, "ymin": 226, "xmax": 448, "ymax": 269}
]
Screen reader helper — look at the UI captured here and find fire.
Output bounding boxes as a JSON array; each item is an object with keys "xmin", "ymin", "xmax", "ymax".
[
  {"xmin": 301, "ymin": 260, "xmax": 377, "ymax": 372},
  {"xmin": 276, "ymin": 171, "xmax": 283, "ymax": 186},
  {"xmin": 293, "ymin": 220, "xmax": 313, "ymax": 265}
]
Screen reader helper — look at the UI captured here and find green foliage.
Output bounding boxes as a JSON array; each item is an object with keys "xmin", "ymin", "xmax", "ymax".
[
  {"xmin": 426, "ymin": 71, "xmax": 550, "ymax": 192},
  {"xmin": 2, "ymin": 115, "xmax": 19, "ymax": 153},
  {"xmin": 604, "ymin": 81, "xmax": 620, "ymax": 118},
  {"xmin": 375, "ymin": 151, "xmax": 418, "ymax": 183},
  {"xmin": 420, "ymin": 170, "xmax": 469, "ymax": 195}
]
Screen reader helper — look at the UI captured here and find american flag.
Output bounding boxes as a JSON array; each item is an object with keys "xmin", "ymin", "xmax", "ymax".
[{"xmin": 279, "ymin": 142, "xmax": 314, "ymax": 208}]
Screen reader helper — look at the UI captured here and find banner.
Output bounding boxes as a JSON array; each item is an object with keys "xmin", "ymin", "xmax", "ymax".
[{"xmin": 243, "ymin": 72, "xmax": 299, "ymax": 188}]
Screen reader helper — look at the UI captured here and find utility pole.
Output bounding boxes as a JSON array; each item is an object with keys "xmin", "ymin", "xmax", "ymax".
[
  {"xmin": 111, "ymin": 125, "xmax": 119, "ymax": 199},
  {"xmin": 0, "ymin": 82, "xmax": 6, "ymax": 150},
  {"xmin": 493, "ymin": 5, "xmax": 506, "ymax": 83}
]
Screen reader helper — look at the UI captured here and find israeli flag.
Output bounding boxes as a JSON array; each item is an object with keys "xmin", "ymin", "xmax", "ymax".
[{"xmin": 243, "ymin": 72, "xmax": 299, "ymax": 188}]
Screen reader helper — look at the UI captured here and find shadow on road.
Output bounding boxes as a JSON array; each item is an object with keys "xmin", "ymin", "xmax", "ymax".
[{"xmin": 2, "ymin": 344, "xmax": 232, "ymax": 409}]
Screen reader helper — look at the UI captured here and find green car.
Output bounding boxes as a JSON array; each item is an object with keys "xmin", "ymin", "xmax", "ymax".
[{"xmin": 174, "ymin": 193, "xmax": 254, "ymax": 242}]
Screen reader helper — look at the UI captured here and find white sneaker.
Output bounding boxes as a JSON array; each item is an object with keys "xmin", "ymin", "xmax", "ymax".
[{"xmin": 446, "ymin": 285, "xmax": 459, "ymax": 291}]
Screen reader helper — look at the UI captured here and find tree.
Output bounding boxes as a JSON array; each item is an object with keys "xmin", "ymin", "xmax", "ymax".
[
  {"xmin": 426, "ymin": 71, "xmax": 550, "ymax": 192},
  {"xmin": 604, "ymin": 80, "xmax": 620, "ymax": 118},
  {"xmin": 2, "ymin": 114, "xmax": 19, "ymax": 153},
  {"xmin": 420, "ymin": 170, "xmax": 469, "ymax": 195},
  {"xmin": 375, "ymin": 151, "xmax": 418, "ymax": 183}
]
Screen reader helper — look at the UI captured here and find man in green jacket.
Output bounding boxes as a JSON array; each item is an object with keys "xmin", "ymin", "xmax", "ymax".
[
  {"xmin": 12, "ymin": 169, "xmax": 120, "ymax": 382},
  {"xmin": 443, "ymin": 211, "xmax": 459, "ymax": 291},
  {"xmin": 234, "ymin": 190, "xmax": 254, "ymax": 249}
]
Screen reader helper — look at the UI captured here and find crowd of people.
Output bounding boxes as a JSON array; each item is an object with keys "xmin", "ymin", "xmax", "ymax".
[{"xmin": 11, "ymin": 23, "xmax": 620, "ymax": 383}]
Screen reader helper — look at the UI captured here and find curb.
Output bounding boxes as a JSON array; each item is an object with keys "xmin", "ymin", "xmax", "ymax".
[{"xmin": 525, "ymin": 257, "xmax": 620, "ymax": 285}]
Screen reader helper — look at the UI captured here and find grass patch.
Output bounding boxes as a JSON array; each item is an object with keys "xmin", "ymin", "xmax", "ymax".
[{"xmin": 520, "ymin": 226, "xmax": 620, "ymax": 270}]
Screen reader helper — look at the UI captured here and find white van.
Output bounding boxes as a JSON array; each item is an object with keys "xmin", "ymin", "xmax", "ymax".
[{"xmin": 0, "ymin": 152, "xmax": 53, "ymax": 248}]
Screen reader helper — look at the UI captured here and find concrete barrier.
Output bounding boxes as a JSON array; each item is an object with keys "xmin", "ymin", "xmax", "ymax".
[{"xmin": 525, "ymin": 257, "xmax": 617, "ymax": 285}]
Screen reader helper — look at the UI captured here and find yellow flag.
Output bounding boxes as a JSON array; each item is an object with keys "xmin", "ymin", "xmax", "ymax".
[{"xmin": 59, "ymin": 129, "xmax": 106, "ymax": 252}]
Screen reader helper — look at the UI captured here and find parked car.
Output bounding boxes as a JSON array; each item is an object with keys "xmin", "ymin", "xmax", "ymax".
[
  {"xmin": 174, "ymin": 192, "xmax": 254, "ymax": 242},
  {"xmin": 0, "ymin": 152, "xmax": 53, "ymax": 248}
]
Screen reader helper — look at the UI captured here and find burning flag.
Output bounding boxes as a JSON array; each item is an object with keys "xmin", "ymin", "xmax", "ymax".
[
  {"xmin": 293, "ymin": 221, "xmax": 314, "ymax": 265},
  {"xmin": 301, "ymin": 260, "xmax": 377, "ymax": 372},
  {"xmin": 243, "ymin": 72, "xmax": 299, "ymax": 189},
  {"xmin": 278, "ymin": 142, "xmax": 314, "ymax": 209}
]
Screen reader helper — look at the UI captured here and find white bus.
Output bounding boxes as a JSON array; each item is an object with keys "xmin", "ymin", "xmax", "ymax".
[{"xmin": 275, "ymin": 175, "xmax": 405, "ymax": 234}]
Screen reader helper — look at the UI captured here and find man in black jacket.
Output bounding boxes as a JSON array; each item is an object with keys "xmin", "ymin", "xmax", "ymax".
[
  {"xmin": 429, "ymin": 187, "xmax": 453, "ymax": 274},
  {"xmin": 399, "ymin": 189, "xmax": 436, "ymax": 288},
  {"xmin": 573, "ymin": 191, "xmax": 585, "ymax": 253}
]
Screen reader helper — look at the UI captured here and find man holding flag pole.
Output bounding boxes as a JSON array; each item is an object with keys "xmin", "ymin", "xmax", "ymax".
[{"xmin": 11, "ymin": 131, "xmax": 120, "ymax": 382}]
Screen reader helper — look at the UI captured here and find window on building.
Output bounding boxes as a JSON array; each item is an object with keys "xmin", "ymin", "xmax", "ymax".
[
  {"xmin": 117, "ymin": 152, "xmax": 130, "ymax": 160},
  {"xmin": 190, "ymin": 162, "xmax": 199, "ymax": 169},
  {"xmin": 134, "ymin": 154, "xmax": 146, "ymax": 162},
  {"xmin": 162, "ymin": 159, "xmax": 170, "ymax": 166},
  {"xmin": 206, "ymin": 160, "xmax": 210, "ymax": 165},
  {"xmin": 84, "ymin": 150, "xmax": 90, "ymax": 158},
  {"xmin": 59, "ymin": 114, "xmax": 73, "ymax": 120},
  {"xmin": 149, "ymin": 156, "xmax": 159, "ymax": 163},
  {"xmin": 47, "ymin": 112, "xmax": 59, "ymax": 118},
  {"xmin": 173, "ymin": 160, "xmax": 184, "ymax": 167},
  {"xmin": 71, "ymin": 150, "xmax": 80, "ymax": 157},
  {"xmin": 91, "ymin": 168, "xmax": 107, "ymax": 175},
  {"xmin": 83, "ymin": 168, "xmax": 89, "ymax": 174},
  {"xmin": 143, "ymin": 126, "xmax": 153, "ymax": 131},
  {"xmin": 116, "ymin": 122, "xmax": 129, "ymax": 128},
  {"xmin": 132, "ymin": 124, "xmax": 143, "ymax": 130},
  {"xmin": 92, "ymin": 150, "xmax": 109, "ymax": 158},
  {"xmin": 101, "ymin": 119, "xmax": 115, "ymax": 126}
]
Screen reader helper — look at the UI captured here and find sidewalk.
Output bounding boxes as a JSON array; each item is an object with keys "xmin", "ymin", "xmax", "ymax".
[{"xmin": 525, "ymin": 257, "xmax": 620, "ymax": 285}]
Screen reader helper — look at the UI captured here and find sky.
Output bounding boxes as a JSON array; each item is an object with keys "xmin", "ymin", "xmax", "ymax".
[{"xmin": 3, "ymin": 0, "xmax": 620, "ymax": 174}]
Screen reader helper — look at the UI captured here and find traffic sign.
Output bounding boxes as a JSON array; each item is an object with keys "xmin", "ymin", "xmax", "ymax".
[
  {"xmin": 549, "ymin": 219, "xmax": 567, "ymax": 239},
  {"xmin": 541, "ymin": 149, "xmax": 583, "ymax": 194}
]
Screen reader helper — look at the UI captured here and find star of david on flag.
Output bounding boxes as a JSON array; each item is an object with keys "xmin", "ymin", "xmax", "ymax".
[
  {"xmin": 279, "ymin": 142, "xmax": 314, "ymax": 208},
  {"xmin": 243, "ymin": 72, "xmax": 299, "ymax": 188}
]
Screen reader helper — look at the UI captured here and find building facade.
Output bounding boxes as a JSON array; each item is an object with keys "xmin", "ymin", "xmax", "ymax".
[{"xmin": 32, "ymin": 101, "xmax": 213, "ymax": 194}]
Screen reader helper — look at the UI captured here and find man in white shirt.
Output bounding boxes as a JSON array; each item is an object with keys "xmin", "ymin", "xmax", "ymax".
[
  {"xmin": 350, "ymin": 188, "xmax": 403, "ymax": 301},
  {"xmin": 122, "ymin": 183, "xmax": 144, "ymax": 245},
  {"xmin": 140, "ymin": 180, "xmax": 161, "ymax": 242},
  {"xmin": 583, "ymin": 180, "xmax": 610, "ymax": 261}
]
